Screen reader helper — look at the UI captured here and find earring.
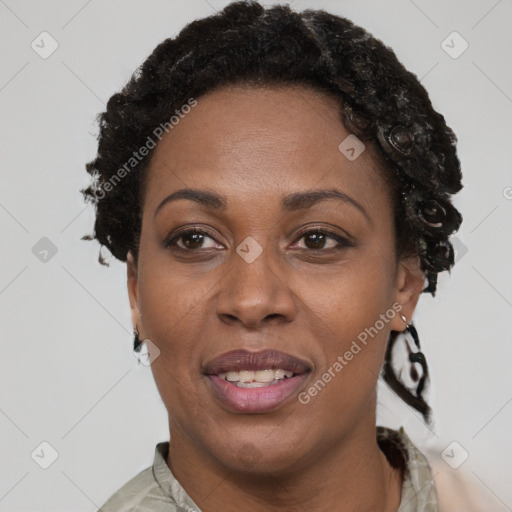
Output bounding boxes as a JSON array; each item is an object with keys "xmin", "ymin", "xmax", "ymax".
[
  {"xmin": 400, "ymin": 316, "xmax": 429, "ymax": 396},
  {"xmin": 133, "ymin": 326, "xmax": 143, "ymax": 353},
  {"xmin": 382, "ymin": 315, "xmax": 431, "ymax": 423}
]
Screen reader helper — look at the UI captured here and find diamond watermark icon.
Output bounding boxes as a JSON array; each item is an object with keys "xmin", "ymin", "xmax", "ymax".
[
  {"xmin": 451, "ymin": 236, "xmax": 468, "ymax": 263},
  {"xmin": 338, "ymin": 134, "xmax": 365, "ymax": 161},
  {"xmin": 236, "ymin": 236, "xmax": 263, "ymax": 263},
  {"xmin": 32, "ymin": 237, "xmax": 58, "ymax": 263},
  {"xmin": 441, "ymin": 441, "xmax": 469, "ymax": 469},
  {"xmin": 31, "ymin": 32, "xmax": 59, "ymax": 59},
  {"xmin": 134, "ymin": 338, "xmax": 161, "ymax": 366},
  {"xmin": 441, "ymin": 31, "xmax": 468, "ymax": 59},
  {"xmin": 31, "ymin": 441, "xmax": 59, "ymax": 469}
]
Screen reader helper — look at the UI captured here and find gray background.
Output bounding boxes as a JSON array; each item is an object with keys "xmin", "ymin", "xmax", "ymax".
[{"xmin": 1, "ymin": 0, "xmax": 511, "ymax": 510}]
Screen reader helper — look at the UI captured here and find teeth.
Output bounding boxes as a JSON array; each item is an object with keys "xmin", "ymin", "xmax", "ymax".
[
  {"xmin": 254, "ymin": 369, "xmax": 275, "ymax": 382},
  {"xmin": 217, "ymin": 368, "xmax": 294, "ymax": 385},
  {"xmin": 274, "ymin": 369, "xmax": 285, "ymax": 380},
  {"xmin": 239, "ymin": 370, "xmax": 254, "ymax": 383},
  {"xmin": 236, "ymin": 381, "xmax": 271, "ymax": 388}
]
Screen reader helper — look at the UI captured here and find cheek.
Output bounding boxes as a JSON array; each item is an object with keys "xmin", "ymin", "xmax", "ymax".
[
  {"xmin": 139, "ymin": 263, "xmax": 210, "ymax": 430},
  {"xmin": 137, "ymin": 224, "xmax": 213, "ymax": 348},
  {"xmin": 136, "ymin": 250, "xmax": 215, "ymax": 410},
  {"xmin": 139, "ymin": 267, "xmax": 207, "ymax": 362},
  {"xmin": 306, "ymin": 239, "xmax": 397, "ymax": 334},
  {"xmin": 298, "ymin": 243, "xmax": 397, "ymax": 411}
]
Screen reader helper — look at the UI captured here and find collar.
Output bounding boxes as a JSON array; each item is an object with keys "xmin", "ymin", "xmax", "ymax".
[{"xmin": 151, "ymin": 426, "xmax": 438, "ymax": 512}]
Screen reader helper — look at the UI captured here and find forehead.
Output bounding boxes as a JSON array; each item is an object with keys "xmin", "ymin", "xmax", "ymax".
[{"xmin": 143, "ymin": 84, "xmax": 390, "ymax": 215}]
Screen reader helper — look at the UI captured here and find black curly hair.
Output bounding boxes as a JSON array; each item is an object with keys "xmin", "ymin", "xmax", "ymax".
[{"xmin": 82, "ymin": 0, "xmax": 463, "ymax": 424}]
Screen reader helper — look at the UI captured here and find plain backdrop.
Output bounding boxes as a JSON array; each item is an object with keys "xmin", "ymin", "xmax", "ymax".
[{"xmin": 1, "ymin": 0, "xmax": 511, "ymax": 510}]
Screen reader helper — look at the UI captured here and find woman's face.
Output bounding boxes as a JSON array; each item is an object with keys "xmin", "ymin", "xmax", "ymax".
[{"xmin": 127, "ymin": 85, "xmax": 423, "ymax": 474}]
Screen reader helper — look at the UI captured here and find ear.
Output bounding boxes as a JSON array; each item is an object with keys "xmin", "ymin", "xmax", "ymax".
[
  {"xmin": 390, "ymin": 255, "xmax": 425, "ymax": 331},
  {"xmin": 127, "ymin": 250, "xmax": 142, "ymax": 332}
]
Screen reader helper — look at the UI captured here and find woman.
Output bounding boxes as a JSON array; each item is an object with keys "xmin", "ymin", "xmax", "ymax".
[{"xmin": 82, "ymin": 2, "xmax": 479, "ymax": 510}]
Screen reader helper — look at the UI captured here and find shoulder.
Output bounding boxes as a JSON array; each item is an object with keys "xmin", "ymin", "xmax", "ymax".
[
  {"xmin": 378, "ymin": 426, "xmax": 439, "ymax": 512},
  {"xmin": 388, "ymin": 427, "xmax": 500, "ymax": 512},
  {"xmin": 98, "ymin": 444, "xmax": 179, "ymax": 512},
  {"xmin": 378, "ymin": 426, "xmax": 499, "ymax": 512},
  {"xmin": 424, "ymin": 449, "xmax": 500, "ymax": 512},
  {"xmin": 98, "ymin": 466, "xmax": 152, "ymax": 511},
  {"xmin": 98, "ymin": 466, "xmax": 178, "ymax": 512}
]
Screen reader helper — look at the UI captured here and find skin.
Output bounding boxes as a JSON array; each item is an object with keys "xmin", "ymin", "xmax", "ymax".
[{"xmin": 127, "ymin": 84, "xmax": 425, "ymax": 511}]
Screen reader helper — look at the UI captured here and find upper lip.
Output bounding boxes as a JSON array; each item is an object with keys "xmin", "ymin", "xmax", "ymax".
[{"xmin": 203, "ymin": 349, "xmax": 311, "ymax": 375}]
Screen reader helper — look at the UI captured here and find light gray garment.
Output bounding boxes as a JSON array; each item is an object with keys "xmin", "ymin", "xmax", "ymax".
[{"xmin": 98, "ymin": 426, "xmax": 439, "ymax": 512}]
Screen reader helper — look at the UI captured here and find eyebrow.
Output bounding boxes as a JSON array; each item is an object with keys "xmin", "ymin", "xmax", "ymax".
[{"xmin": 154, "ymin": 187, "xmax": 369, "ymax": 221}]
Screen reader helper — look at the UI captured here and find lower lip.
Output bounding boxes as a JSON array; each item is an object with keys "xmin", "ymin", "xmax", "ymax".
[{"xmin": 206, "ymin": 374, "xmax": 309, "ymax": 413}]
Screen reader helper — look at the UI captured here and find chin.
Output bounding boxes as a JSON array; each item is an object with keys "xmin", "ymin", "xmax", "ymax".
[{"xmin": 209, "ymin": 431, "xmax": 311, "ymax": 476}]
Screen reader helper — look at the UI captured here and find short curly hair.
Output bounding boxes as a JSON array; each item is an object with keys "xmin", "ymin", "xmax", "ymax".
[{"xmin": 82, "ymin": 0, "xmax": 463, "ymax": 423}]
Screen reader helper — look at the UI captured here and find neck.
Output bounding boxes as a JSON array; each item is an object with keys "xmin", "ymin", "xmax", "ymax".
[{"xmin": 166, "ymin": 410, "xmax": 403, "ymax": 512}]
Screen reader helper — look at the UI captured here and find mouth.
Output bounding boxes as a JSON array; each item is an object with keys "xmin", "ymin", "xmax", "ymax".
[
  {"xmin": 202, "ymin": 349, "xmax": 311, "ymax": 413},
  {"xmin": 216, "ymin": 368, "xmax": 296, "ymax": 388}
]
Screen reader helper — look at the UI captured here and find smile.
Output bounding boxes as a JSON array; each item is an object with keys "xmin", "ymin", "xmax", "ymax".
[
  {"xmin": 203, "ymin": 349, "xmax": 311, "ymax": 413},
  {"xmin": 217, "ymin": 369, "xmax": 294, "ymax": 387}
]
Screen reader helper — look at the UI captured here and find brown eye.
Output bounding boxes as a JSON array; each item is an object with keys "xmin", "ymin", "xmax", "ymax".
[
  {"xmin": 180, "ymin": 232, "xmax": 206, "ymax": 249},
  {"xmin": 165, "ymin": 228, "xmax": 221, "ymax": 251},
  {"xmin": 294, "ymin": 229, "xmax": 352, "ymax": 251},
  {"xmin": 303, "ymin": 232, "xmax": 330, "ymax": 250}
]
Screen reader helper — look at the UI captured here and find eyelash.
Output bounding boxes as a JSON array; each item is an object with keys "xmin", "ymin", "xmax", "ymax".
[{"xmin": 164, "ymin": 227, "xmax": 353, "ymax": 253}]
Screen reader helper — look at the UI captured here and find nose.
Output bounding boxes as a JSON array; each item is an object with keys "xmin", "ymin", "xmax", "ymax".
[{"xmin": 214, "ymin": 242, "xmax": 297, "ymax": 330}]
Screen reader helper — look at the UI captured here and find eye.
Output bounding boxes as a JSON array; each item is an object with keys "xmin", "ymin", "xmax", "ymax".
[
  {"xmin": 164, "ymin": 227, "xmax": 353, "ymax": 253},
  {"xmin": 292, "ymin": 229, "xmax": 353, "ymax": 251},
  {"xmin": 164, "ymin": 228, "xmax": 222, "ymax": 251}
]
